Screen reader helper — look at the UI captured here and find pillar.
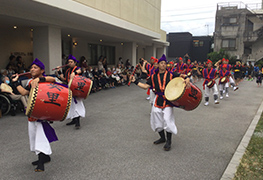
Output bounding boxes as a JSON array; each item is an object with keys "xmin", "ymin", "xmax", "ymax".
[{"xmin": 33, "ymin": 26, "xmax": 61, "ymax": 75}]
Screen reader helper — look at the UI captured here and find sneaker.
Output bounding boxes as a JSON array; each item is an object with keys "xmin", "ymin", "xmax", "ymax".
[
  {"xmin": 146, "ymin": 96, "xmax": 150, "ymax": 100},
  {"xmin": 204, "ymin": 102, "xmax": 209, "ymax": 106},
  {"xmin": 220, "ymin": 96, "xmax": 223, "ymax": 100},
  {"xmin": 214, "ymin": 100, "xmax": 219, "ymax": 104},
  {"xmin": 226, "ymin": 93, "xmax": 229, "ymax": 98}
]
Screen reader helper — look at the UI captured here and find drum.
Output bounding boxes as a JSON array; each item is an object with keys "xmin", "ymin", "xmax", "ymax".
[
  {"xmin": 165, "ymin": 77, "xmax": 202, "ymax": 111},
  {"xmin": 220, "ymin": 77, "xmax": 227, "ymax": 84},
  {"xmin": 207, "ymin": 80, "xmax": 215, "ymax": 88},
  {"xmin": 68, "ymin": 75, "xmax": 93, "ymax": 99},
  {"xmin": 26, "ymin": 82, "xmax": 72, "ymax": 121}
]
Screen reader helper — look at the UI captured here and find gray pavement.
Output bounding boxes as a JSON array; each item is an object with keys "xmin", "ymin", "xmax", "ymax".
[{"xmin": 0, "ymin": 79, "xmax": 263, "ymax": 180}]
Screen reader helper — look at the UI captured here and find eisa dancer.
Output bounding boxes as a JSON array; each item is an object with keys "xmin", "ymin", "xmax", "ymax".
[
  {"xmin": 57, "ymin": 55, "xmax": 85, "ymax": 129},
  {"xmin": 130, "ymin": 54, "xmax": 190, "ymax": 151},
  {"xmin": 197, "ymin": 59, "xmax": 219, "ymax": 106},
  {"xmin": 12, "ymin": 58, "xmax": 58, "ymax": 172}
]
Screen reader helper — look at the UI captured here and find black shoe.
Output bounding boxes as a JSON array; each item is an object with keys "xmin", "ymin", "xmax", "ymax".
[
  {"xmin": 32, "ymin": 154, "xmax": 51, "ymax": 166},
  {"xmin": 75, "ymin": 117, "xmax": 80, "ymax": 129},
  {"xmin": 153, "ymin": 130, "xmax": 166, "ymax": 144},
  {"xmin": 153, "ymin": 138, "xmax": 166, "ymax": 144},
  {"xmin": 66, "ymin": 119, "xmax": 76, "ymax": 126},
  {"xmin": 163, "ymin": 132, "xmax": 172, "ymax": 151},
  {"xmin": 34, "ymin": 153, "xmax": 47, "ymax": 172},
  {"xmin": 163, "ymin": 140, "xmax": 171, "ymax": 151}
]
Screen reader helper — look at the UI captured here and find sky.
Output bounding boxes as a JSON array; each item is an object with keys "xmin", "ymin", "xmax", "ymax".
[{"xmin": 161, "ymin": 0, "xmax": 262, "ymax": 36}]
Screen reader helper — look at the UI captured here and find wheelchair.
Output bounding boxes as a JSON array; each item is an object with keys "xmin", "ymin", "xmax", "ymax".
[{"xmin": 0, "ymin": 92, "xmax": 24, "ymax": 116}]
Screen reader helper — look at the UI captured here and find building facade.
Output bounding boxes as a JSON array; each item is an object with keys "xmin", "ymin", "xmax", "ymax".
[
  {"xmin": 0, "ymin": 0, "xmax": 168, "ymax": 74},
  {"xmin": 214, "ymin": 2, "xmax": 263, "ymax": 63},
  {"xmin": 167, "ymin": 32, "xmax": 212, "ymax": 62}
]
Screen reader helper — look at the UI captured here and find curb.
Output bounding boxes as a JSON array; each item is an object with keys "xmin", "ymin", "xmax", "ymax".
[{"xmin": 220, "ymin": 98, "xmax": 263, "ymax": 180}]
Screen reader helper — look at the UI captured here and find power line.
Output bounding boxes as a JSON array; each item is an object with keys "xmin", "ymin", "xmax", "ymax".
[
  {"xmin": 163, "ymin": 5, "xmax": 216, "ymax": 12},
  {"xmin": 161, "ymin": 17, "xmax": 215, "ymax": 23},
  {"xmin": 162, "ymin": 10, "xmax": 215, "ymax": 17}
]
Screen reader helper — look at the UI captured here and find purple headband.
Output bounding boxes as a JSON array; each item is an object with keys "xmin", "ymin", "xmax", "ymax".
[
  {"xmin": 31, "ymin": 58, "xmax": 46, "ymax": 76},
  {"xmin": 68, "ymin": 54, "xmax": 79, "ymax": 63},
  {"xmin": 158, "ymin": 54, "xmax": 167, "ymax": 64}
]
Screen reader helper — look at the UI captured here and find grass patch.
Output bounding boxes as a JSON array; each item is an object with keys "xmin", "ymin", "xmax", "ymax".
[{"xmin": 233, "ymin": 113, "xmax": 263, "ymax": 180}]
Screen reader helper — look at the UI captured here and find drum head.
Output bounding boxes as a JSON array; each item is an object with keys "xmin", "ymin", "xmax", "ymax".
[
  {"xmin": 85, "ymin": 80, "xmax": 93, "ymax": 99},
  {"xmin": 25, "ymin": 85, "xmax": 38, "ymax": 116},
  {"xmin": 165, "ymin": 77, "xmax": 185, "ymax": 101},
  {"xmin": 68, "ymin": 77, "xmax": 73, "ymax": 88}
]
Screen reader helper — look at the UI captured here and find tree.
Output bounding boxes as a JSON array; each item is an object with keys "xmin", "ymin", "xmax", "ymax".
[{"xmin": 207, "ymin": 49, "xmax": 236, "ymax": 65}]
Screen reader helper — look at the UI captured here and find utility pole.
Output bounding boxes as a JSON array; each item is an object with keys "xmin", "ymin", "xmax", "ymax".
[{"xmin": 205, "ymin": 24, "xmax": 209, "ymax": 35}]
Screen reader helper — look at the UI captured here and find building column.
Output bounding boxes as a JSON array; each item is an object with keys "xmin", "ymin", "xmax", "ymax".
[
  {"xmin": 123, "ymin": 42, "xmax": 137, "ymax": 66},
  {"xmin": 33, "ymin": 26, "xmax": 61, "ymax": 75},
  {"xmin": 156, "ymin": 47, "xmax": 166, "ymax": 59},
  {"xmin": 145, "ymin": 44, "xmax": 157, "ymax": 61}
]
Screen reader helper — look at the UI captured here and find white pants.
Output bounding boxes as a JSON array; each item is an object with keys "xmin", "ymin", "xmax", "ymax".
[
  {"xmin": 219, "ymin": 82, "xmax": 229, "ymax": 91},
  {"xmin": 66, "ymin": 98, "xmax": 85, "ymax": 119},
  {"xmin": 204, "ymin": 83, "xmax": 219, "ymax": 98},
  {"xmin": 149, "ymin": 89, "xmax": 155, "ymax": 105},
  {"xmin": 229, "ymin": 76, "xmax": 235, "ymax": 85},
  {"xmin": 150, "ymin": 105, "xmax": 178, "ymax": 135},
  {"xmin": 28, "ymin": 121, "xmax": 52, "ymax": 155}
]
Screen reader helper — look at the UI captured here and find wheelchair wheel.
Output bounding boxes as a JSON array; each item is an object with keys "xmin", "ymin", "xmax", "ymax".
[{"xmin": 0, "ymin": 94, "xmax": 11, "ymax": 115}]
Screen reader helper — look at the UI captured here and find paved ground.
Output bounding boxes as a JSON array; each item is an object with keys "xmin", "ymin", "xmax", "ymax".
[{"xmin": 0, "ymin": 79, "xmax": 263, "ymax": 180}]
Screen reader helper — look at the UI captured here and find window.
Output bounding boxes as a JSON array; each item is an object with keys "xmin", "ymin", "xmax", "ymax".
[
  {"xmin": 193, "ymin": 40, "xmax": 204, "ymax": 47},
  {"xmin": 222, "ymin": 39, "xmax": 236, "ymax": 49},
  {"xmin": 88, "ymin": 44, "xmax": 115, "ymax": 65},
  {"xmin": 193, "ymin": 40, "xmax": 199, "ymax": 47},
  {"xmin": 223, "ymin": 17, "xmax": 237, "ymax": 25}
]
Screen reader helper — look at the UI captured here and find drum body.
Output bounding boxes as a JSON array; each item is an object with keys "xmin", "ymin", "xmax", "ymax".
[
  {"xmin": 165, "ymin": 77, "xmax": 202, "ymax": 111},
  {"xmin": 207, "ymin": 80, "xmax": 215, "ymax": 88},
  {"xmin": 68, "ymin": 75, "xmax": 93, "ymax": 99},
  {"xmin": 26, "ymin": 82, "xmax": 72, "ymax": 121},
  {"xmin": 220, "ymin": 77, "xmax": 227, "ymax": 84}
]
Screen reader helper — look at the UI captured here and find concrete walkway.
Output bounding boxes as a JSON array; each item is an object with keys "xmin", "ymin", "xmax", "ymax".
[{"xmin": 0, "ymin": 79, "xmax": 262, "ymax": 180}]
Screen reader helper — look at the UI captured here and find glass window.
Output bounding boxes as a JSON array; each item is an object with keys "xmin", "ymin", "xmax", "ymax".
[
  {"xmin": 199, "ymin": 41, "xmax": 204, "ymax": 47},
  {"xmin": 229, "ymin": 17, "xmax": 237, "ymax": 24},
  {"xmin": 193, "ymin": 40, "xmax": 199, "ymax": 47},
  {"xmin": 222, "ymin": 39, "xmax": 236, "ymax": 49},
  {"xmin": 88, "ymin": 44, "xmax": 115, "ymax": 65}
]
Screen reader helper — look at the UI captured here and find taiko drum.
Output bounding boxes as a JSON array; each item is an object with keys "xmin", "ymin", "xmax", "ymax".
[
  {"xmin": 165, "ymin": 77, "xmax": 202, "ymax": 111},
  {"xmin": 26, "ymin": 82, "xmax": 72, "ymax": 121},
  {"xmin": 68, "ymin": 75, "xmax": 93, "ymax": 99}
]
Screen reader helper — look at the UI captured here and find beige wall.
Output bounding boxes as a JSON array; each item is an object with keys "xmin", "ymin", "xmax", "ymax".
[{"xmin": 74, "ymin": 0, "xmax": 161, "ymax": 34}]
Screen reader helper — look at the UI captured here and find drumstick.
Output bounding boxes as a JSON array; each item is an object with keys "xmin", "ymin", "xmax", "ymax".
[
  {"xmin": 17, "ymin": 72, "xmax": 31, "ymax": 76},
  {"xmin": 52, "ymin": 64, "xmax": 68, "ymax": 71},
  {"xmin": 128, "ymin": 64, "xmax": 140, "ymax": 86}
]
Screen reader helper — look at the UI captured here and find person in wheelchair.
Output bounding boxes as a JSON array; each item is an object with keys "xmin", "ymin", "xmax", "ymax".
[{"xmin": 0, "ymin": 76, "xmax": 28, "ymax": 111}]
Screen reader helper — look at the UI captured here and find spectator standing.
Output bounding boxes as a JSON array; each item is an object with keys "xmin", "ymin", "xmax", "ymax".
[
  {"xmin": 125, "ymin": 59, "xmax": 131, "ymax": 69},
  {"xmin": 98, "ymin": 56, "xmax": 104, "ymax": 71},
  {"xmin": 103, "ymin": 57, "xmax": 108, "ymax": 71}
]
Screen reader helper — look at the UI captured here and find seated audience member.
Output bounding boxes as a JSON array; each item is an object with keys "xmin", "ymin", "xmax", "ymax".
[
  {"xmin": 0, "ymin": 76, "xmax": 28, "ymax": 111},
  {"xmin": 84, "ymin": 66, "xmax": 99, "ymax": 93},
  {"xmin": 106, "ymin": 68, "xmax": 115, "ymax": 88},
  {"xmin": 92, "ymin": 67, "xmax": 102, "ymax": 90},
  {"xmin": 6, "ymin": 65, "xmax": 16, "ymax": 78},
  {"xmin": 6, "ymin": 55, "xmax": 17, "ymax": 73},
  {"xmin": 16, "ymin": 56, "xmax": 27, "ymax": 73}
]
